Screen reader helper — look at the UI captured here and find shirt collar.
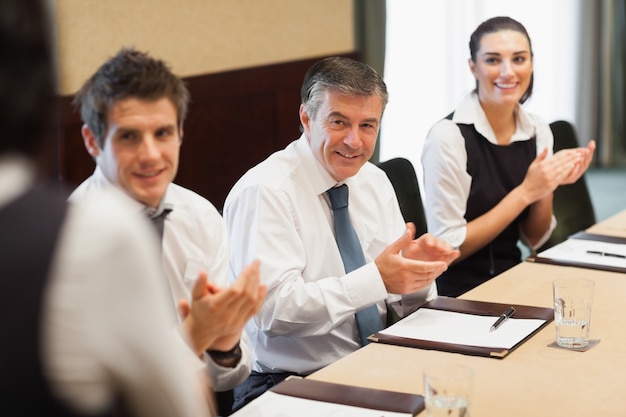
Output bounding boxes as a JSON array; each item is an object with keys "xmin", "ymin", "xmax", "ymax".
[
  {"xmin": 453, "ymin": 91, "xmax": 537, "ymax": 144},
  {"xmin": 92, "ymin": 165, "xmax": 173, "ymax": 214},
  {"xmin": 295, "ymin": 134, "xmax": 342, "ymax": 196}
]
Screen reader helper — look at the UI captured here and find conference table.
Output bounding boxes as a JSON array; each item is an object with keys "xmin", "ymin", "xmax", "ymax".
[{"xmin": 308, "ymin": 210, "xmax": 626, "ymax": 416}]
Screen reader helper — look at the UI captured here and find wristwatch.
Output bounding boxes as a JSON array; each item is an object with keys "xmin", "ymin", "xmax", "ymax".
[{"xmin": 207, "ymin": 342, "xmax": 242, "ymax": 367}]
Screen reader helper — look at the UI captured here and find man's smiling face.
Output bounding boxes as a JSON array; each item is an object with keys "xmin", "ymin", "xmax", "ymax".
[
  {"xmin": 82, "ymin": 97, "xmax": 182, "ymax": 208},
  {"xmin": 300, "ymin": 88, "xmax": 383, "ymax": 182}
]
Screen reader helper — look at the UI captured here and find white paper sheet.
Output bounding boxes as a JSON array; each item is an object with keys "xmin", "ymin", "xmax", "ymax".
[
  {"xmin": 379, "ymin": 308, "xmax": 546, "ymax": 349},
  {"xmin": 230, "ymin": 391, "xmax": 412, "ymax": 417},
  {"xmin": 538, "ymin": 238, "xmax": 626, "ymax": 269}
]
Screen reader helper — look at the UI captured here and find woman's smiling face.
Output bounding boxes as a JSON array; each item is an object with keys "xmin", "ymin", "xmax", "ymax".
[{"xmin": 469, "ymin": 29, "xmax": 533, "ymax": 107}]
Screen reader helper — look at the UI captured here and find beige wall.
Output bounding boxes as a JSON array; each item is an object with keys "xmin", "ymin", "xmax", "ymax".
[{"xmin": 54, "ymin": 0, "xmax": 354, "ymax": 95}]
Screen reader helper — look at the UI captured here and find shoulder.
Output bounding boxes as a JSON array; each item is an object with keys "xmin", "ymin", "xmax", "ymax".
[
  {"xmin": 350, "ymin": 162, "xmax": 395, "ymax": 200},
  {"xmin": 69, "ymin": 187, "xmax": 155, "ymax": 239},
  {"xmin": 423, "ymin": 118, "xmax": 465, "ymax": 159},
  {"xmin": 60, "ymin": 185, "xmax": 159, "ymax": 268},
  {"xmin": 226, "ymin": 145, "xmax": 301, "ymax": 204},
  {"xmin": 67, "ymin": 175, "xmax": 95, "ymax": 204},
  {"xmin": 519, "ymin": 110, "xmax": 553, "ymax": 151},
  {"xmin": 168, "ymin": 183, "xmax": 222, "ymax": 216},
  {"xmin": 359, "ymin": 161, "xmax": 391, "ymax": 182},
  {"xmin": 426, "ymin": 118, "xmax": 462, "ymax": 141}
]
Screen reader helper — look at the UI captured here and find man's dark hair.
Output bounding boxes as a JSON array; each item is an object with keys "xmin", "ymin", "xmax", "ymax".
[{"xmin": 73, "ymin": 48, "xmax": 190, "ymax": 148}]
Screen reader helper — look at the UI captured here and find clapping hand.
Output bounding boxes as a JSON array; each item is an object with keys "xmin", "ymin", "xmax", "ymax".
[{"xmin": 178, "ymin": 260, "xmax": 267, "ymax": 356}]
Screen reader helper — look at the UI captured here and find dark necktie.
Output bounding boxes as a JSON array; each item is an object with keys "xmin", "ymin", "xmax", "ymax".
[
  {"xmin": 327, "ymin": 184, "xmax": 383, "ymax": 346},
  {"xmin": 147, "ymin": 205, "xmax": 173, "ymax": 245},
  {"xmin": 146, "ymin": 205, "xmax": 176, "ymax": 322}
]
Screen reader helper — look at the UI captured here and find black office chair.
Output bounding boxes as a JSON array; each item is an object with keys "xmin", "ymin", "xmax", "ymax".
[
  {"xmin": 376, "ymin": 157, "xmax": 427, "ymax": 239},
  {"xmin": 537, "ymin": 120, "xmax": 596, "ymax": 252}
]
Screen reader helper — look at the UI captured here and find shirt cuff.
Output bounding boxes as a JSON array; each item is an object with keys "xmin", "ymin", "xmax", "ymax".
[{"xmin": 343, "ymin": 262, "xmax": 388, "ymax": 308}]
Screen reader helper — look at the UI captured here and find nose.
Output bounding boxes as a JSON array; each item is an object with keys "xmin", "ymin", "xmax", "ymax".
[
  {"xmin": 500, "ymin": 60, "xmax": 514, "ymax": 78},
  {"xmin": 344, "ymin": 126, "xmax": 363, "ymax": 149},
  {"xmin": 138, "ymin": 136, "xmax": 161, "ymax": 160}
]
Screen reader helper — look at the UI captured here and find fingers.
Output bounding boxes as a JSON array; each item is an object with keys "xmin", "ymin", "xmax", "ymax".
[
  {"xmin": 177, "ymin": 299, "xmax": 191, "ymax": 320},
  {"xmin": 390, "ymin": 259, "xmax": 448, "ymax": 294},
  {"xmin": 406, "ymin": 222, "xmax": 417, "ymax": 238},
  {"xmin": 555, "ymin": 143, "xmax": 595, "ymax": 185},
  {"xmin": 536, "ymin": 147, "xmax": 549, "ymax": 161},
  {"xmin": 215, "ymin": 259, "xmax": 265, "ymax": 319},
  {"xmin": 587, "ymin": 139, "xmax": 596, "ymax": 153},
  {"xmin": 191, "ymin": 270, "xmax": 209, "ymax": 301},
  {"xmin": 386, "ymin": 227, "xmax": 414, "ymax": 256}
]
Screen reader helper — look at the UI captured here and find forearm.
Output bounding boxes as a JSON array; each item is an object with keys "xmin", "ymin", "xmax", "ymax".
[
  {"xmin": 460, "ymin": 186, "xmax": 531, "ymax": 261},
  {"xmin": 521, "ymin": 193, "xmax": 554, "ymax": 247},
  {"xmin": 205, "ymin": 337, "xmax": 251, "ymax": 391},
  {"xmin": 259, "ymin": 263, "xmax": 387, "ymax": 337}
]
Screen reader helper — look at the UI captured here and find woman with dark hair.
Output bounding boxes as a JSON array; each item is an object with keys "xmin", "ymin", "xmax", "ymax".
[{"xmin": 422, "ymin": 16, "xmax": 595, "ymax": 297}]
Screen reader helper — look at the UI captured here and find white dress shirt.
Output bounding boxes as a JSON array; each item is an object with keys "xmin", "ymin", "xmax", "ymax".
[
  {"xmin": 0, "ymin": 155, "xmax": 210, "ymax": 417},
  {"xmin": 223, "ymin": 135, "xmax": 437, "ymax": 375},
  {"xmin": 422, "ymin": 92, "xmax": 556, "ymax": 250},
  {"xmin": 69, "ymin": 166, "xmax": 251, "ymax": 391}
]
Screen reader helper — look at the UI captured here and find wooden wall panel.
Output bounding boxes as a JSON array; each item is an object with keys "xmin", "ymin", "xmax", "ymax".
[{"xmin": 55, "ymin": 53, "xmax": 357, "ymax": 209}]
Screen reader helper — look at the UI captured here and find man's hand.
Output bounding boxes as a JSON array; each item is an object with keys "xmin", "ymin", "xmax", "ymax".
[
  {"xmin": 375, "ymin": 224, "xmax": 459, "ymax": 294},
  {"xmin": 178, "ymin": 260, "xmax": 267, "ymax": 357},
  {"xmin": 401, "ymin": 223, "xmax": 460, "ymax": 264}
]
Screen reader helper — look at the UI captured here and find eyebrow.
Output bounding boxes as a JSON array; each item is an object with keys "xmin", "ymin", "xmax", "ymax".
[
  {"xmin": 328, "ymin": 111, "xmax": 380, "ymax": 125},
  {"xmin": 481, "ymin": 50, "xmax": 530, "ymax": 57}
]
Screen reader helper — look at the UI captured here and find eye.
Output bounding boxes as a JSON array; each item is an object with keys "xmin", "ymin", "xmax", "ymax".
[
  {"xmin": 156, "ymin": 128, "xmax": 171, "ymax": 137},
  {"xmin": 119, "ymin": 131, "xmax": 136, "ymax": 141},
  {"xmin": 513, "ymin": 56, "xmax": 527, "ymax": 64},
  {"xmin": 485, "ymin": 57, "xmax": 499, "ymax": 64}
]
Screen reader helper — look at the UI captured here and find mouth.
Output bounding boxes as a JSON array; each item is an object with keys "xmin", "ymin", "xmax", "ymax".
[
  {"xmin": 336, "ymin": 151, "xmax": 360, "ymax": 159},
  {"xmin": 135, "ymin": 168, "xmax": 165, "ymax": 179},
  {"xmin": 495, "ymin": 82, "xmax": 518, "ymax": 90}
]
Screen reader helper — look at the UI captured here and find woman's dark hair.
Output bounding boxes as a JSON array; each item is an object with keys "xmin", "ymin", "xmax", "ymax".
[{"xmin": 469, "ymin": 16, "xmax": 534, "ymax": 104}]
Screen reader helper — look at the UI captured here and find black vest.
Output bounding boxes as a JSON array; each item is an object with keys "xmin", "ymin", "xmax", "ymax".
[
  {"xmin": 436, "ymin": 116, "xmax": 536, "ymax": 297},
  {"xmin": 0, "ymin": 185, "xmax": 114, "ymax": 416}
]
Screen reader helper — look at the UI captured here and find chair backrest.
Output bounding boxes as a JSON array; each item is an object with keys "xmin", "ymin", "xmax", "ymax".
[
  {"xmin": 538, "ymin": 120, "xmax": 596, "ymax": 251},
  {"xmin": 376, "ymin": 157, "xmax": 427, "ymax": 238}
]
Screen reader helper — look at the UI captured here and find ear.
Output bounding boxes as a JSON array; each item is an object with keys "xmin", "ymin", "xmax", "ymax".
[
  {"xmin": 81, "ymin": 124, "xmax": 101, "ymax": 157},
  {"xmin": 178, "ymin": 125, "xmax": 184, "ymax": 144},
  {"xmin": 468, "ymin": 58, "xmax": 477, "ymax": 78},
  {"xmin": 299, "ymin": 104, "xmax": 311, "ymax": 134}
]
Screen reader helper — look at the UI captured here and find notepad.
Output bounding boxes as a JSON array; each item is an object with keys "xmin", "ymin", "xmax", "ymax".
[
  {"xmin": 369, "ymin": 297, "xmax": 554, "ymax": 358},
  {"xmin": 230, "ymin": 378, "xmax": 423, "ymax": 417},
  {"xmin": 535, "ymin": 231, "xmax": 626, "ymax": 273},
  {"xmin": 380, "ymin": 308, "xmax": 546, "ymax": 349}
]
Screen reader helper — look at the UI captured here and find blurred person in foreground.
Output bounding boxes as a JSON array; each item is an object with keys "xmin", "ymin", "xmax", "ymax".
[
  {"xmin": 69, "ymin": 47, "xmax": 266, "ymax": 415},
  {"xmin": 224, "ymin": 56, "xmax": 459, "ymax": 410},
  {"xmin": 0, "ymin": 0, "xmax": 212, "ymax": 416}
]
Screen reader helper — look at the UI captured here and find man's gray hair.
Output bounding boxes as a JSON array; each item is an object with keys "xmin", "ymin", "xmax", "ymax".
[{"xmin": 300, "ymin": 56, "xmax": 388, "ymax": 121}]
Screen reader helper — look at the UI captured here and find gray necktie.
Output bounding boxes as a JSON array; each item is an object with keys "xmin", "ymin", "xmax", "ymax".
[
  {"xmin": 150, "ymin": 207, "xmax": 172, "ymax": 242},
  {"xmin": 146, "ymin": 203, "xmax": 173, "ymax": 244},
  {"xmin": 146, "ymin": 205, "xmax": 176, "ymax": 322},
  {"xmin": 327, "ymin": 184, "xmax": 383, "ymax": 346}
]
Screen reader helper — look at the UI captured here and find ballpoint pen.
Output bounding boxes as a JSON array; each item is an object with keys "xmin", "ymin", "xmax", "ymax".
[
  {"xmin": 489, "ymin": 307, "xmax": 515, "ymax": 332},
  {"xmin": 586, "ymin": 250, "xmax": 626, "ymax": 259}
]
